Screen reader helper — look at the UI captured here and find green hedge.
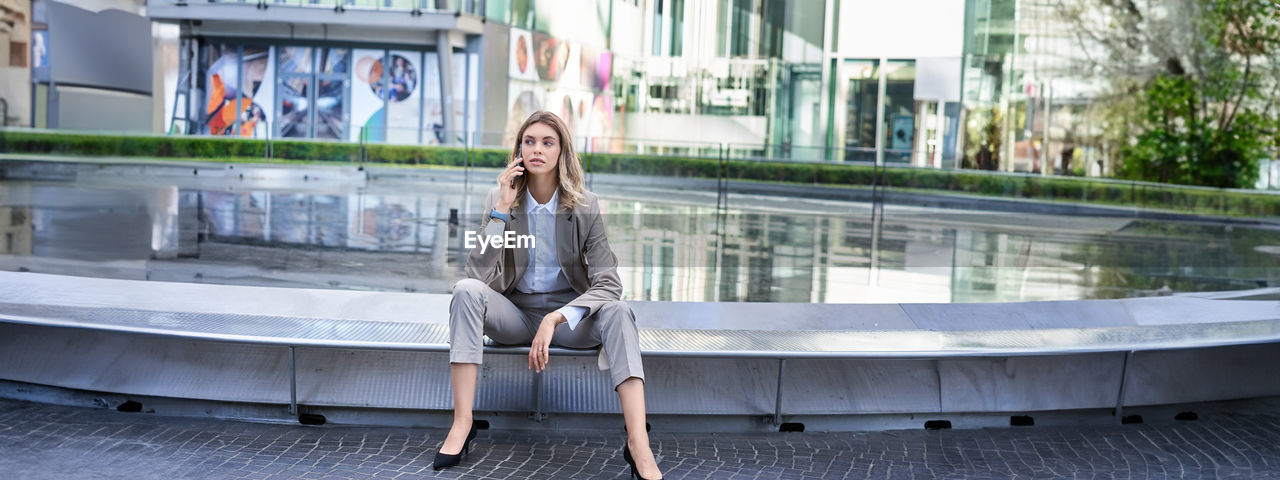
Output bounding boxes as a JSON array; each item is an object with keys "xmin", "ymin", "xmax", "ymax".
[{"xmin": 3, "ymin": 130, "xmax": 1278, "ymax": 217}]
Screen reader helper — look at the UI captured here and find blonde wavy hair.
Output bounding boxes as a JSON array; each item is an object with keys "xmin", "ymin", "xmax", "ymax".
[{"xmin": 510, "ymin": 110, "xmax": 587, "ymax": 211}]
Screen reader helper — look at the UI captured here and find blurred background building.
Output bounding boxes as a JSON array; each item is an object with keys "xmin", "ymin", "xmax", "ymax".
[
  {"xmin": 4, "ymin": 0, "xmax": 1276, "ymax": 187},
  {"xmin": 0, "ymin": 0, "xmax": 32, "ymax": 127}
]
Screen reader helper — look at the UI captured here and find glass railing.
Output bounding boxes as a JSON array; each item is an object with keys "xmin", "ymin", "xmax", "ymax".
[{"xmin": 4, "ymin": 124, "xmax": 1278, "ymax": 218}]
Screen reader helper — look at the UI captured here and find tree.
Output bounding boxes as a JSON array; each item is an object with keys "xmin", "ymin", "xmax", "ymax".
[{"xmin": 1057, "ymin": 0, "xmax": 1279, "ymax": 188}]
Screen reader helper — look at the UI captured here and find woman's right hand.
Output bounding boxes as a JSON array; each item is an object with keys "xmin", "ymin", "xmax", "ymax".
[{"xmin": 494, "ymin": 154, "xmax": 524, "ymax": 214}]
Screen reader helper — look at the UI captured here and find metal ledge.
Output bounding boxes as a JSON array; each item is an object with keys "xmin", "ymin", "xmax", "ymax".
[{"xmin": 2, "ymin": 301, "xmax": 1278, "ymax": 358}]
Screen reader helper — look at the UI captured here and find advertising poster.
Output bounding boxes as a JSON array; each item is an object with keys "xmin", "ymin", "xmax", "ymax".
[
  {"xmin": 350, "ymin": 49, "xmax": 386, "ymax": 142},
  {"xmin": 503, "ymin": 83, "xmax": 545, "ymax": 148},
  {"xmin": 239, "ymin": 46, "xmax": 272, "ymax": 138},
  {"xmin": 509, "ymin": 29, "xmax": 537, "ymax": 82},
  {"xmin": 422, "ymin": 52, "xmax": 443, "ymax": 145},
  {"xmin": 31, "ymin": 30, "xmax": 49, "ymax": 81},
  {"xmin": 203, "ymin": 44, "xmax": 273, "ymax": 137},
  {"xmin": 505, "ymin": 28, "xmax": 619, "ymax": 151},
  {"xmin": 891, "ymin": 114, "xmax": 915, "ymax": 150},
  {"xmin": 559, "ymin": 42, "xmax": 583, "ymax": 89},
  {"xmin": 385, "ymin": 50, "xmax": 422, "ymax": 144},
  {"xmin": 533, "ymin": 32, "xmax": 569, "ymax": 84},
  {"xmin": 584, "ymin": 94, "xmax": 615, "ymax": 151},
  {"xmin": 580, "ymin": 46, "xmax": 612, "ymax": 91},
  {"xmin": 547, "ymin": 89, "xmax": 593, "ymax": 143},
  {"xmin": 314, "ymin": 48, "xmax": 350, "ymax": 139},
  {"xmin": 203, "ymin": 44, "xmax": 238, "ymax": 135},
  {"xmin": 277, "ymin": 46, "xmax": 313, "ymax": 138}
]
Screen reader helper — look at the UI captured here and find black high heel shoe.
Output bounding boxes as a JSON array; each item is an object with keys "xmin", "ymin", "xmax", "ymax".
[
  {"xmin": 432, "ymin": 422, "xmax": 478, "ymax": 471},
  {"xmin": 623, "ymin": 444, "xmax": 663, "ymax": 480}
]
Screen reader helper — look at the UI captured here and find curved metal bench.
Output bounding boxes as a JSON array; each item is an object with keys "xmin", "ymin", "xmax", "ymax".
[{"xmin": 3, "ymin": 294, "xmax": 1279, "ymax": 425}]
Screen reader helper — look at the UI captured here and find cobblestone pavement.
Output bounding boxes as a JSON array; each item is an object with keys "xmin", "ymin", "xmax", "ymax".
[{"xmin": 2, "ymin": 399, "xmax": 1279, "ymax": 479}]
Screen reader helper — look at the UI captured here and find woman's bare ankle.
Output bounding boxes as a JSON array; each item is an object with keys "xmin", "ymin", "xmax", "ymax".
[
  {"xmin": 627, "ymin": 435, "xmax": 653, "ymax": 453},
  {"xmin": 451, "ymin": 413, "xmax": 473, "ymax": 430}
]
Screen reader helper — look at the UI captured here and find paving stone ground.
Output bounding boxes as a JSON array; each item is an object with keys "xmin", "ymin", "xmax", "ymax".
[{"xmin": 1, "ymin": 398, "xmax": 1279, "ymax": 479}]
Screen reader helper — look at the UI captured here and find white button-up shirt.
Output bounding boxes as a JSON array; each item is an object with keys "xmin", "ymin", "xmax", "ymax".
[{"xmin": 515, "ymin": 189, "xmax": 588, "ymax": 330}]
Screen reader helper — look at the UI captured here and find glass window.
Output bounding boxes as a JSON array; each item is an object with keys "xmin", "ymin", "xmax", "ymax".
[
  {"xmin": 279, "ymin": 46, "xmax": 313, "ymax": 75},
  {"xmin": 234, "ymin": 45, "xmax": 271, "ymax": 138},
  {"xmin": 511, "ymin": 0, "xmax": 535, "ymax": 31},
  {"xmin": 653, "ymin": 0, "xmax": 664, "ymax": 56},
  {"xmin": 320, "ymin": 48, "xmax": 350, "ymax": 75},
  {"xmin": 730, "ymin": 0, "xmax": 753, "ymax": 57},
  {"xmin": 842, "ymin": 59, "xmax": 879, "ymax": 162},
  {"xmin": 278, "ymin": 47, "xmax": 314, "ymax": 137},
  {"xmin": 882, "ymin": 60, "xmax": 916, "ymax": 163},
  {"xmin": 316, "ymin": 48, "xmax": 351, "ymax": 140},
  {"xmin": 670, "ymin": 0, "xmax": 684, "ymax": 56},
  {"xmin": 484, "ymin": 0, "xmax": 510, "ymax": 23}
]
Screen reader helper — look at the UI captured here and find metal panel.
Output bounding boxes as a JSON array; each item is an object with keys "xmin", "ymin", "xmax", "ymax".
[
  {"xmin": 639, "ymin": 358, "xmax": 779, "ymax": 415},
  {"xmin": 0, "ymin": 324, "xmax": 290, "ymax": 404},
  {"xmin": 475, "ymin": 354, "xmax": 540, "ymax": 412},
  {"xmin": 1122, "ymin": 343, "xmax": 1280, "ymax": 406},
  {"xmin": 294, "ymin": 348, "xmax": 452, "ymax": 410},
  {"xmin": 538, "ymin": 357, "xmax": 620, "ymax": 414},
  {"xmin": 937, "ymin": 353, "xmax": 1125, "ymax": 412},
  {"xmin": 780, "ymin": 359, "xmax": 942, "ymax": 414}
]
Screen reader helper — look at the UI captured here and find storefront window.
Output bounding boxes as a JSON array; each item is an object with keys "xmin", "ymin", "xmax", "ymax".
[
  {"xmin": 278, "ymin": 46, "xmax": 314, "ymax": 138},
  {"xmin": 882, "ymin": 60, "xmax": 916, "ymax": 164},
  {"xmin": 313, "ymin": 48, "xmax": 350, "ymax": 140},
  {"xmin": 840, "ymin": 59, "xmax": 878, "ymax": 162}
]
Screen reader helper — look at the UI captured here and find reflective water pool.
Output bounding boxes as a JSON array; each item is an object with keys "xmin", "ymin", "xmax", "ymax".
[{"xmin": 1, "ymin": 170, "xmax": 1277, "ymax": 303}]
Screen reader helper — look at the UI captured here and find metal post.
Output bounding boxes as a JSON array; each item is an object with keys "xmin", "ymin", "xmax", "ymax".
[
  {"xmin": 774, "ymin": 359, "xmax": 786, "ymax": 426},
  {"xmin": 1042, "ymin": 80, "xmax": 1052, "ymax": 176},
  {"xmin": 874, "ymin": 57, "xmax": 887, "ymax": 167},
  {"xmin": 289, "ymin": 346, "xmax": 298, "ymax": 416},
  {"xmin": 358, "ymin": 126, "xmax": 367, "ymax": 169},
  {"xmin": 1114, "ymin": 350, "xmax": 1134, "ymax": 420},
  {"xmin": 263, "ymin": 118, "xmax": 271, "ymax": 163}
]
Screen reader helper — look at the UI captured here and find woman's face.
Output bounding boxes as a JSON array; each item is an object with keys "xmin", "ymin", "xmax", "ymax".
[{"xmin": 521, "ymin": 122, "xmax": 561, "ymax": 178}]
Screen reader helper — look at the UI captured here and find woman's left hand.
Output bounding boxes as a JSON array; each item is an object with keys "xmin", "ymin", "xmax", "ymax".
[{"xmin": 529, "ymin": 312, "xmax": 563, "ymax": 373}]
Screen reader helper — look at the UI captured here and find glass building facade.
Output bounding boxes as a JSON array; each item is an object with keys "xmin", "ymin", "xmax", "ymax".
[
  {"xmin": 145, "ymin": 0, "xmax": 1116, "ymax": 171},
  {"xmin": 959, "ymin": 0, "xmax": 1106, "ymax": 175}
]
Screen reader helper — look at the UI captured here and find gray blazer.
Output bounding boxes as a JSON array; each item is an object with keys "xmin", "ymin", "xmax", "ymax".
[{"xmin": 464, "ymin": 186, "xmax": 623, "ymax": 320}]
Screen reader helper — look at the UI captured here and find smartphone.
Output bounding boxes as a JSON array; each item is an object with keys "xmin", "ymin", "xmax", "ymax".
[{"xmin": 511, "ymin": 145, "xmax": 525, "ymax": 189}]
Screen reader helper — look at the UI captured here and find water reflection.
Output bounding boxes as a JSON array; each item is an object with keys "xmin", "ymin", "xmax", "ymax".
[{"xmin": 1, "ymin": 179, "xmax": 1277, "ymax": 303}]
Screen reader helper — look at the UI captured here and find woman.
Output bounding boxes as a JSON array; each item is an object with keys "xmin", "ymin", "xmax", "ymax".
[{"xmin": 435, "ymin": 111, "xmax": 663, "ymax": 480}]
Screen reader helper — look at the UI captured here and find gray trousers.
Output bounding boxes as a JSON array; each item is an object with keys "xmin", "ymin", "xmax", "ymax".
[{"xmin": 448, "ymin": 278, "xmax": 645, "ymax": 389}]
